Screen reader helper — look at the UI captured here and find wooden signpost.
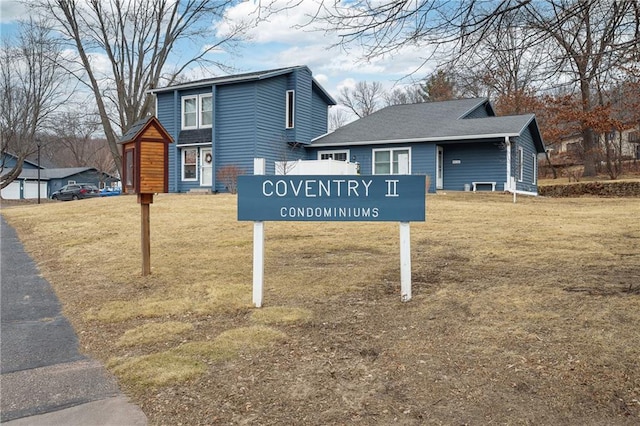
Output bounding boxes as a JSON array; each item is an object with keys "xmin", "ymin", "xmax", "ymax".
[
  {"xmin": 118, "ymin": 117, "xmax": 173, "ymax": 276},
  {"xmin": 238, "ymin": 158, "xmax": 426, "ymax": 307}
]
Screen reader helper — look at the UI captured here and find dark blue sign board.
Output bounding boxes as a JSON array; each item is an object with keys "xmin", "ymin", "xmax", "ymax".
[{"xmin": 238, "ymin": 175, "xmax": 426, "ymax": 222}]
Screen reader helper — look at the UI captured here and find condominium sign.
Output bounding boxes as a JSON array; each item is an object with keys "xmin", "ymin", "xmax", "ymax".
[{"xmin": 237, "ymin": 175, "xmax": 426, "ymax": 222}]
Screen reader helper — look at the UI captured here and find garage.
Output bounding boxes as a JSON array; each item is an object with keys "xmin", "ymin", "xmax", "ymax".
[
  {"xmin": 1, "ymin": 181, "xmax": 22, "ymax": 199},
  {"xmin": 23, "ymin": 181, "xmax": 48, "ymax": 199}
]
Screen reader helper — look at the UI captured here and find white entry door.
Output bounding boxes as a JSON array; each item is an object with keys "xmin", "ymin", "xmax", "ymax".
[
  {"xmin": 200, "ymin": 148, "xmax": 213, "ymax": 187},
  {"xmin": 436, "ymin": 146, "xmax": 444, "ymax": 189}
]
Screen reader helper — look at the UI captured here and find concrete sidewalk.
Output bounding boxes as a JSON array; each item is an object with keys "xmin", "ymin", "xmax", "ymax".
[{"xmin": 1, "ymin": 216, "xmax": 147, "ymax": 425}]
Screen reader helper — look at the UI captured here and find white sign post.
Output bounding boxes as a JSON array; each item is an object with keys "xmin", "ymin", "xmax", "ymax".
[
  {"xmin": 399, "ymin": 221, "xmax": 411, "ymax": 302},
  {"xmin": 253, "ymin": 158, "xmax": 265, "ymax": 307}
]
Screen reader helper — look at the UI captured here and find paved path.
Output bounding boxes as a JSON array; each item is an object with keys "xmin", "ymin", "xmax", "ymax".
[{"xmin": 1, "ymin": 216, "xmax": 147, "ymax": 425}]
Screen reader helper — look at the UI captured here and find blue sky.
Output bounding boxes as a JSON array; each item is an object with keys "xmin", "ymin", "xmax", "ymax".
[{"xmin": 0, "ymin": 0, "xmax": 438, "ymax": 106}]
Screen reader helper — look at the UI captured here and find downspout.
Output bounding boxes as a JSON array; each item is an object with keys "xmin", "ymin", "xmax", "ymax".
[
  {"xmin": 172, "ymin": 90, "xmax": 179, "ymax": 192},
  {"xmin": 211, "ymin": 85, "xmax": 217, "ymax": 192},
  {"xmin": 505, "ymin": 136, "xmax": 511, "ymax": 192}
]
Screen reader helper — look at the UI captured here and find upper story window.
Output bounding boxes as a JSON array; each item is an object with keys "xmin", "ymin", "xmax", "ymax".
[
  {"xmin": 200, "ymin": 95, "xmax": 212, "ymax": 127},
  {"xmin": 182, "ymin": 94, "xmax": 212, "ymax": 130},
  {"xmin": 285, "ymin": 90, "xmax": 295, "ymax": 129}
]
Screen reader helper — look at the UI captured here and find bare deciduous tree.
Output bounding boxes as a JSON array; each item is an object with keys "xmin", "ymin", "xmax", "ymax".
[
  {"xmin": 383, "ymin": 84, "xmax": 426, "ymax": 106},
  {"xmin": 45, "ymin": 109, "xmax": 117, "ymax": 176},
  {"xmin": 288, "ymin": 0, "xmax": 640, "ymax": 176},
  {"xmin": 32, "ymin": 0, "xmax": 251, "ymax": 176},
  {"xmin": 327, "ymin": 107, "xmax": 348, "ymax": 131},
  {"xmin": 0, "ymin": 19, "xmax": 71, "ymax": 191},
  {"xmin": 338, "ymin": 80, "xmax": 384, "ymax": 118}
]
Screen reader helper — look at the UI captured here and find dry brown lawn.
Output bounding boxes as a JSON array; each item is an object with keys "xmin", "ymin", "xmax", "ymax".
[{"xmin": 2, "ymin": 192, "xmax": 639, "ymax": 425}]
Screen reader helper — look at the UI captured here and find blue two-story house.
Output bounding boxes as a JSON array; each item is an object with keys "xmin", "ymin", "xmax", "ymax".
[
  {"xmin": 150, "ymin": 66, "xmax": 336, "ymax": 193},
  {"xmin": 151, "ymin": 66, "xmax": 545, "ymax": 195}
]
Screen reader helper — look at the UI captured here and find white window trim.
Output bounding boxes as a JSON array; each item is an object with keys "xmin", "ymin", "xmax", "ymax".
[
  {"xmin": 182, "ymin": 147, "xmax": 198, "ymax": 181},
  {"xmin": 181, "ymin": 95, "xmax": 198, "ymax": 130},
  {"xmin": 372, "ymin": 147, "xmax": 412, "ymax": 175},
  {"xmin": 518, "ymin": 147, "xmax": 524, "ymax": 182},
  {"xmin": 181, "ymin": 93, "xmax": 212, "ymax": 130},
  {"xmin": 199, "ymin": 147, "xmax": 213, "ymax": 187},
  {"xmin": 199, "ymin": 94, "xmax": 213, "ymax": 129},
  {"xmin": 285, "ymin": 90, "xmax": 295, "ymax": 129},
  {"xmin": 318, "ymin": 149, "xmax": 350, "ymax": 161},
  {"xmin": 532, "ymin": 153, "xmax": 537, "ymax": 184}
]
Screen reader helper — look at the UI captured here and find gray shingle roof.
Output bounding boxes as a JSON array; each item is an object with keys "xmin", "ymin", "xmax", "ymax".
[
  {"xmin": 118, "ymin": 117, "xmax": 152, "ymax": 144},
  {"xmin": 148, "ymin": 65, "xmax": 337, "ymax": 106},
  {"xmin": 18, "ymin": 167, "xmax": 93, "ymax": 180},
  {"xmin": 313, "ymin": 98, "xmax": 545, "ymax": 152}
]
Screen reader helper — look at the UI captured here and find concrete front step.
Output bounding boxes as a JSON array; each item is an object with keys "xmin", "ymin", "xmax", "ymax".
[{"xmin": 188, "ymin": 188, "xmax": 213, "ymax": 194}]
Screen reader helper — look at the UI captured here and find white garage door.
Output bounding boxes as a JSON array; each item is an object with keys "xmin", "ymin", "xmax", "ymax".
[
  {"xmin": 24, "ymin": 181, "xmax": 48, "ymax": 199},
  {"xmin": 1, "ymin": 181, "xmax": 21, "ymax": 199}
]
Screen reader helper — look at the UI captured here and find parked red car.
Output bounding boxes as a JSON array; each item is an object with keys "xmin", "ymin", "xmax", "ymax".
[{"xmin": 50, "ymin": 184, "xmax": 100, "ymax": 201}]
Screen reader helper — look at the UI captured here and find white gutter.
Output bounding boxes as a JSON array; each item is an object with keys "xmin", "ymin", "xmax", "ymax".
[
  {"xmin": 310, "ymin": 132, "xmax": 521, "ymax": 147},
  {"xmin": 505, "ymin": 136, "xmax": 512, "ymax": 192}
]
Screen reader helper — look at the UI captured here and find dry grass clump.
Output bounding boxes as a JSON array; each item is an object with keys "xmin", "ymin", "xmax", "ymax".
[
  {"xmin": 250, "ymin": 306, "xmax": 313, "ymax": 325},
  {"xmin": 116, "ymin": 321, "xmax": 194, "ymax": 347},
  {"xmin": 108, "ymin": 352, "xmax": 206, "ymax": 388},
  {"xmin": 110, "ymin": 325, "xmax": 286, "ymax": 388},
  {"xmin": 2, "ymin": 192, "xmax": 639, "ymax": 425}
]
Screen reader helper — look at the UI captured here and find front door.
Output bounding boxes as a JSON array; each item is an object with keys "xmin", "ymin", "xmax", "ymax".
[
  {"xmin": 200, "ymin": 148, "xmax": 213, "ymax": 187},
  {"xmin": 436, "ymin": 146, "xmax": 444, "ymax": 189}
]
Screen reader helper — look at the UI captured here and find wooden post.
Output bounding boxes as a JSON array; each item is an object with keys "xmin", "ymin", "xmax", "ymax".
[
  {"xmin": 138, "ymin": 193, "xmax": 153, "ymax": 276},
  {"xmin": 253, "ymin": 158, "xmax": 265, "ymax": 307},
  {"xmin": 400, "ymin": 221, "xmax": 411, "ymax": 302}
]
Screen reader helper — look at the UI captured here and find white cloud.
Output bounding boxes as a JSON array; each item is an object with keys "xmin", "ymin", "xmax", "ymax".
[
  {"xmin": 215, "ymin": 0, "xmax": 441, "ymax": 94},
  {"xmin": 0, "ymin": 0, "xmax": 26, "ymax": 23}
]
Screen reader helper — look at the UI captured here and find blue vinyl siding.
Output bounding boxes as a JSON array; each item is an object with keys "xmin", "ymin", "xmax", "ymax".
[
  {"xmin": 311, "ymin": 90, "xmax": 329, "ymax": 137},
  {"xmin": 255, "ymin": 75, "xmax": 291, "ymax": 174},
  {"xmin": 441, "ymin": 141, "xmax": 506, "ymax": 191},
  {"xmin": 214, "ymin": 82, "xmax": 258, "ymax": 192},
  {"xmin": 307, "ymin": 140, "xmax": 508, "ymax": 193},
  {"xmin": 156, "ymin": 91, "xmax": 180, "ymax": 192},
  {"xmin": 462, "ymin": 103, "xmax": 492, "ymax": 118},
  {"xmin": 513, "ymin": 127, "xmax": 539, "ymax": 194},
  {"xmin": 291, "ymin": 68, "xmax": 313, "ymax": 144},
  {"xmin": 306, "ymin": 142, "xmax": 437, "ymax": 192}
]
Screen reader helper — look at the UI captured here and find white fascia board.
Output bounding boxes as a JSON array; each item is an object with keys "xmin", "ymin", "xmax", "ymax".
[
  {"xmin": 147, "ymin": 75, "xmax": 261, "ymax": 95},
  {"xmin": 310, "ymin": 132, "xmax": 520, "ymax": 148},
  {"xmin": 147, "ymin": 67, "xmax": 299, "ymax": 95},
  {"xmin": 176, "ymin": 142, "xmax": 212, "ymax": 147}
]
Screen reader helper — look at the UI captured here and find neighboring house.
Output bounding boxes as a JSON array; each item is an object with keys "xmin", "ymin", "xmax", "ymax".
[
  {"xmin": 309, "ymin": 98, "xmax": 545, "ymax": 194},
  {"xmin": 1, "ymin": 152, "xmax": 119, "ymax": 200},
  {"xmin": 555, "ymin": 126, "xmax": 640, "ymax": 160},
  {"xmin": 150, "ymin": 65, "xmax": 336, "ymax": 193},
  {"xmin": 151, "ymin": 67, "xmax": 544, "ymax": 195}
]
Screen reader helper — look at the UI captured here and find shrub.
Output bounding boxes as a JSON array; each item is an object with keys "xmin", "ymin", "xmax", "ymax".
[{"xmin": 216, "ymin": 165, "xmax": 244, "ymax": 194}]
